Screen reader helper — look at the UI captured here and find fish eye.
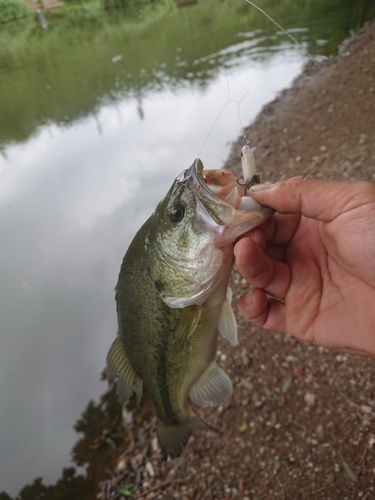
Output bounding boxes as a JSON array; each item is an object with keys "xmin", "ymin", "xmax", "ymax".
[{"xmin": 168, "ymin": 202, "xmax": 185, "ymax": 223}]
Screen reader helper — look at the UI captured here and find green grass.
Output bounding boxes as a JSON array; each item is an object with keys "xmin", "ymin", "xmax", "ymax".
[{"xmin": 0, "ymin": 0, "xmax": 29, "ymax": 23}]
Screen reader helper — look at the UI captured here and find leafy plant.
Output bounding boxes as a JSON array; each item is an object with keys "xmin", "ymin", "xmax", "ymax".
[
  {"xmin": 118, "ymin": 484, "xmax": 134, "ymax": 497},
  {"xmin": 0, "ymin": 0, "xmax": 29, "ymax": 23}
]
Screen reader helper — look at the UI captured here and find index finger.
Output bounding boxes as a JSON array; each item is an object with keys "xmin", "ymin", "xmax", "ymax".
[{"xmin": 251, "ymin": 176, "xmax": 375, "ymax": 221}]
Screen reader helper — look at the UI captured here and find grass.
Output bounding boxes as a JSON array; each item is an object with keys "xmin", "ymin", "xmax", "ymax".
[
  {"xmin": 0, "ymin": 0, "xmax": 29, "ymax": 23},
  {"xmin": 0, "ymin": 0, "xmax": 168, "ymax": 25}
]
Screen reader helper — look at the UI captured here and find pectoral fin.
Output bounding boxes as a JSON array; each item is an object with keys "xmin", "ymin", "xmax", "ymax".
[
  {"xmin": 218, "ymin": 287, "xmax": 238, "ymax": 346},
  {"xmin": 106, "ymin": 334, "xmax": 143, "ymax": 405},
  {"xmin": 189, "ymin": 361, "xmax": 232, "ymax": 407},
  {"xmin": 173, "ymin": 305, "xmax": 202, "ymax": 352}
]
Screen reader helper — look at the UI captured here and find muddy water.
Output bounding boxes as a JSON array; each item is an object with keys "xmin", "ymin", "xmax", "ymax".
[{"xmin": 0, "ymin": 0, "xmax": 374, "ymax": 495}]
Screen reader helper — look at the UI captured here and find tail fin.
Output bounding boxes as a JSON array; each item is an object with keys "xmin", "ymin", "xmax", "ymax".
[{"xmin": 157, "ymin": 414, "xmax": 220, "ymax": 459}]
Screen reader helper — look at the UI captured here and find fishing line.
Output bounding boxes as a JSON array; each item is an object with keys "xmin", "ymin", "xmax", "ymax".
[
  {"xmin": 196, "ymin": 62, "xmax": 255, "ymax": 159},
  {"xmin": 196, "ymin": 0, "xmax": 312, "ymax": 161},
  {"xmin": 196, "ymin": 64, "xmax": 256, "ymax": 158},
  {"xmin": 244, "ymin": 0, "xmax": 312, "ymax": 57},
  {"xmin": 196, "ymin": 65, "xmax": 231, "ymax": 159}
]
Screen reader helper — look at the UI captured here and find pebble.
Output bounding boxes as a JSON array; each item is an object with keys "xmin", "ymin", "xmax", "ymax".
[
  {"xmin": 316, "ymin": 424, "xmax": 324, "ymax": 438},
  {"xmin": 116, "ymin": 457, "xmax": 126, "ymax": 472},
  {"xmin": 360, "ymin": 404, "xmax": 372, "ymax": 414},
  {"xmin": 145, "ymin": 461, "xmax": 155, "ymax": 477},
  {"xmin": 241, "ymin": 355, "xmax": 250, "ymax": 366},
  {"xmin": 151, "ymin": 437, "xmax": 159, "ymax": 452},
  {"xmin": 335, "ymin": 353, "xmax": 349, "ymax": 362},
  {"xmin": 304, "ymin": 391, "xmax": 316, "ymax": 406}
]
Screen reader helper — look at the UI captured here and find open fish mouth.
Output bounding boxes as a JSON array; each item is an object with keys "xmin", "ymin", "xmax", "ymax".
[{"xmin": 187, "ymin": 159, "xmax": 274, "ymax": 244}]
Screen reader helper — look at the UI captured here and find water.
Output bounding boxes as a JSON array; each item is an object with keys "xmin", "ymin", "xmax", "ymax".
[{"xmin": 1, "ymin": 0, "xmax": 374, "ymax": 495}]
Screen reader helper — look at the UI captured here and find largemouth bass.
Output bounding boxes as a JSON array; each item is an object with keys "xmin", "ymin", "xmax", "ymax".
[{"xmin": 106, "ymin": 159, "xmax": 273, "ymax": 458}]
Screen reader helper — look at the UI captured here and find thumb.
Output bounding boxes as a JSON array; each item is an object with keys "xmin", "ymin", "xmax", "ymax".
[{"xmin": 251, "ymin": 176, "xmax": 375, "ymax": 221}]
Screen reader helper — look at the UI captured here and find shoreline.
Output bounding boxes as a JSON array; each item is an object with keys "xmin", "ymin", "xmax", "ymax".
[
  {"xmin": 223, "ymin": 21, "xmax": 375, "ymax": 184},
  {"xmin": 83, "ymin": 20, "xmax": 375, "ymax": 499},
  {"xmin": 99, "ymin": 21, "xmax": 375, "ymax": 499},
  {"xmin": 197, "ymin": 20, "xmax": 375, "ymax": 498}
]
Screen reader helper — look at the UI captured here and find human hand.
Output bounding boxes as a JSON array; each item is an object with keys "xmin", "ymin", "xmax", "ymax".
[{"xmin": 234, "ymin": 176, "xmax": 375, "ymax": 357}]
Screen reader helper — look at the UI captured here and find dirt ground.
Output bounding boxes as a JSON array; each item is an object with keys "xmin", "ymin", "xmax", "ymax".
[{"xmin": 100, "ymin": 21, "xmax": 375, "ymax": 500}]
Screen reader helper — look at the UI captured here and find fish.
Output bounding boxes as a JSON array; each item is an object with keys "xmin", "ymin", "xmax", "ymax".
[{"xmin": 106, "ymin": 158, "xmax": 273, "ymax": 458}]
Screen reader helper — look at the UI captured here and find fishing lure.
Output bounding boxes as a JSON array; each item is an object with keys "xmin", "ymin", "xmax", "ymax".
[{"xmin": 237, "ymin": 144, "xmax": 261, "ymax": 194}]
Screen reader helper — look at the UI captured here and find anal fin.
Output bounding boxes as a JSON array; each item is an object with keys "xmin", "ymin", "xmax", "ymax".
[
  {"xmin": 189, "ymin": 361, "xmax": 232, "ymax": 407},
  {"xmin": 106, "ymin": 334, "xmax": 143, "ymax": 405}
]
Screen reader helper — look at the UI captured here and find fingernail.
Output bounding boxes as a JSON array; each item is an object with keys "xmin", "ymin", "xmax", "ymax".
[
  {"xmin": 243, "ymin": 291, "xmax": 253, "ymax": 306},
  {"xmin": 251, "ymin": 182, "xmax": 276, "ymax": 192}
]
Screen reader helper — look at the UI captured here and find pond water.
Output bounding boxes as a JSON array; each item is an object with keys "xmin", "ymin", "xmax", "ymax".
[{"xmin": 1, "ymin": 0, "xmax": 374, "ymax": 495}]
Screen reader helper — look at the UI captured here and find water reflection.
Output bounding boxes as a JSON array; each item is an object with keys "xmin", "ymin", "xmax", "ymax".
[
  {"xmin": 1, "ymin": 0, "xmax": 375, "ymax": 495},
  {"xmin": 0, "ymin": 55, "xmax": 303, "ymax": 496}
]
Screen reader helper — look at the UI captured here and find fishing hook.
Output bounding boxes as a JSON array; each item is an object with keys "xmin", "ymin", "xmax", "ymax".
[{"xmin": 236, "ymin": 173, "xmax": 261, "ymax": 195}]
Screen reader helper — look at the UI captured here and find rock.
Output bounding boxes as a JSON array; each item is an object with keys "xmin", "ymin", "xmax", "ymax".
[{"xmin": 304, "ymin": 392, "xmax": 316, "ymax": 406}]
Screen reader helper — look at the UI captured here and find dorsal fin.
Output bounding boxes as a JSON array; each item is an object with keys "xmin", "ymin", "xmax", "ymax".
[{"xmin": 106, "ymin": 335, "xmax": 143, "ymax": 405}]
